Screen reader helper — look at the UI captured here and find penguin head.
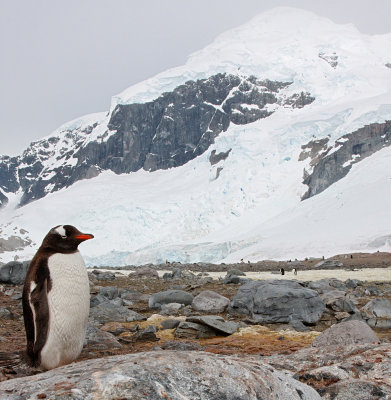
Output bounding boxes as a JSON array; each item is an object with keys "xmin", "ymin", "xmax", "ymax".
[{"xmin": 42, "ymin": 225, "xmax": 94, "ymax": 253}]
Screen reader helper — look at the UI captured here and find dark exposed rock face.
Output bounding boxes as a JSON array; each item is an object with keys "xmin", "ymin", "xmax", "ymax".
[
  {"xmin": 0, "ymin": 73, "xmax": 314, "ymax": 207},
  {"xmin": 301, "ymin": 121, "xmax": 391, "ymax": 200}
]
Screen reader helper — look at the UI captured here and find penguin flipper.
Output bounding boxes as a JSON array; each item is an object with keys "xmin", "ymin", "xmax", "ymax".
[{"xmin": 30, "ymin": 278, "xmax": 50, "ymax": 361}]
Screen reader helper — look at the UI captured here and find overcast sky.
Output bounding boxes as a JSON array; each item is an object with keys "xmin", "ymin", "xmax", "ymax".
[{"xmin": 1, "ymin": 0, "xmax": 390, "ymax": 156}]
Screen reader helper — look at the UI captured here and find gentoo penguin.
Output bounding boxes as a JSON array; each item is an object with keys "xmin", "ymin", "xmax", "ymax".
[{"xmin": 22, "ymin": 225, "xmax": 93, "ymax": 370}]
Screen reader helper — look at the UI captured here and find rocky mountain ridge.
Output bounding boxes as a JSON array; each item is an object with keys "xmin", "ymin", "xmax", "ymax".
[{"xmin": 0, "ymin": 73, "xmax": 314, "ymax": 207}]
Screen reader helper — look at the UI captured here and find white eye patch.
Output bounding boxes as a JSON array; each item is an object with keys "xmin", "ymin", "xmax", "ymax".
[{"xmin": 54, "ymin": 225, "xmax": 67, "ymax": 238}]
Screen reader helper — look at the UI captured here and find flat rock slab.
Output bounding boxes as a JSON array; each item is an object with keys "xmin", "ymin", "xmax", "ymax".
[
  {"xmin": 187, "ymin": 315, "xmax": 239, "ymax": 335},
  {"xmin": 0, "ymin": 351, "xmax": 321, "ymax": 400}
]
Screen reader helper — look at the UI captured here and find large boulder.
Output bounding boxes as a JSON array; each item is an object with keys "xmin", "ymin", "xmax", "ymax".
[
  {"xmin": 229, "ymin": 280, "xmax": 325, "ymax": 324},
  {"xmin": 312, "ymin": 320, "xmax": 379, "ymax": 347},
  {"xmin": 149, "ymin": 290, "xmax": 194, "ymax": 309},
  {"xmin": 362, "ymin": 298, "xmax": 391, "ymax": 329},
  {"xmin": 0, "ymin": 261, "xmax": 30, "ymax": 285},
  {"xmin": 191, "ymin": 290, "xmax": 230, "ymax": 313},
  {"xmin": 0, "ymin": 351, "xmax": 321, "ymax": 399}
]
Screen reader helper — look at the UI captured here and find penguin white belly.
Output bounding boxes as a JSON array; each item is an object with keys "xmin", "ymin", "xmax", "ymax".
[{"xmin": 40, "ymin": 251, "xmax": 90, "ymax": 370}]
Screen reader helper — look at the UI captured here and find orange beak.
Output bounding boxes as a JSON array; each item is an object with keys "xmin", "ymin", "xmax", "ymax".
[{"xmin": 75, "ymin": 234, "xmax": 94, "ymax": 241}]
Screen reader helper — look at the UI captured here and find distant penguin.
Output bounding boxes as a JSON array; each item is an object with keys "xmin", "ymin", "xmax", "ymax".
[
  {"xmin": 280, "ymin": 267, "xmax": 285, "ymax": 275},
  {"xmin": 22, "ymin": 225, "xmax": 93, "ymax": 370},
  {"xmin": 292, "ymin": 268, "xmax": 297, "ymax": 275}
]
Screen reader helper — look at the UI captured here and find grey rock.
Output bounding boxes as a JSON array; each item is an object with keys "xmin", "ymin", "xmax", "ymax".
[
  {"xmin": 175, "ymin": 321, "xmax": 217, "ymax": 339},
  {"xmin": 98, "ymin": 286, "xmax": 119, "ymax": 300},
  {"xmin": 321, "ymin": 290, "xmax": 358, "ymax": 313},
  {"xmin": 84, "ymin": 324, "xmax": 122, "ymax": 349},
  {"xmin": 160, "ymin": 319, "xmax": 181, "ymax": 330},
  {"xmin": 129, "ymin": 266, "xmax": 159, "ymax": 279},
  {"xmin": 229, "ymin": 280, "xmax": 325, "ymax": 324},
  {"xmin": 149, "ymin": 290, "xmax": 194, "ymax": 309},
  {"xmin": 308, "ymin": 278, "xmax": 347, "ymax": 293},
  {"xmin": 161, "ymin": 341, "xmax": 202, "ymax": 351},
  {"xmin": 0, "ymin": 351, "xmax": 322, "ymax": 399},
  {"xmin": 187, "ymin": 315, "xmax": 239, "ymax": 335},
  {"xmin": 320, "ymin": 379, "xmax": 388, "ymax": 400},
  {"xmin": 127, "ymin": 326, "xmax": 159, "ymax": 342},
  {"xmin": 312, "ymin": 320, "xmax": 379, "ymax": 347},
  {"xmin": 160, "ymin": 302, "xmax": 182, "ymax": 315},
  {"xmin": 121, "ymin": 289, "xmax": 149, "ymax": 302},
  {"xmin": 91, "ymin": 270, "xmax": 116, "ymax": 281},
  {"xmin": 0, "ymin": 261, "xmax": 30, "ymax": 285},
  {"xmin": 191, "ymin": 290, "xmax": 230, "ymax": 313},
  {"xmin": 89, "ymin": 301, "xmax": 146, "ymax": 324},
  {"xmin": 362, "ymin": 298, "xmax": 391, "ymax": 329},
  {"xmin": 345, "ymin": 279, "xmax": 362, "ymax": 289},
  {"xmin": 289, "ymin": 316, "xmax": 310, "ymax": 332},
  {"xmin": 222, "ymin": 275, "xmax": 243, "ymax": 284},
  {"xmin": 0, "ymin": 307, "xmax": 13, "ymax": 320}
]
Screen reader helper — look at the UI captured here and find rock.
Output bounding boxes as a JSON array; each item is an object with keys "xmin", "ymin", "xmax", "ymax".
[
  {"xmin": 187, "ymin": 315, "xmax": 239, "ymax": 335},
  {"xmin": 320, "ymin": 379, "xmax": 389, "ymax": 400},
  {"xmin": 0, "ymin": 261, "xmax": 30, "ymax": 285},
  {"xmin": 98, "ymin": 286, "xmax": 119, "ymax": 300},
  {"xmin": 321, "ymin": 290, "xmax": 358, "ymax": 313},
  {"xmin": 91, "ymin": 269, "xmax": 116, "ymax": 281},
  {"xmin": 222, "ymin": 275, "xmax": 243, "ymax": 284},
  {"xmin": 0, "ymin": 351, "xmax": 322, "ymax": 399},
  {"xmin": 149, "ymin": 290, "xmax": 194, "ymax": 309},
  {"xmin": 160, "ymin": 319, "xmax": 181, "ymax": 330},
  {"xmin": 124, "ymin": 326, "xmax": 159, "ymax": 343},
  {"xmin": 121, "ymin": 289, "xmax": 149, "ymax": 302},
  {"xmin": 191, "ymin": 290, "xmax": 230, "ymax": 313},
  {"xmin": 11, "ymin": 293, "xmax": 22, "ymax": 300},
  {"xmin": 362, "ymin": 298, "xmax": 391, "ymax": 329},
  {"xmin": 174, "ymin": 321, "xmax": 217, "ymax": 339},
  {"xmin": 129, "ymin": 266, "xmax": 159, "ymax": 279},
  {"xmin": 0, "ymin": 307, "xmax": 13, "ymax": 320},
  {"xmin": 90, "ymin": 293, "xmax": 109, "ymax": 308},
  {"xmin": 89, "ymin": 301, "xmax": 146, "ymax": 325},
  {"xmin": 289, "ymin": 316, "xmax": 309, "ymax": 332},
  {"xmin": 345, "ymin": 279, "xmax": 362, "ymax": 289},
  {"xmin": 160, "ymin": 302, "xmax": 182, "ymax": 315},
  {"xmin": 229, "ymin": 280, "xmax": 325, "ymax": 324},
  {"xmin": 312, "ymin": 320, "xmax": 379, "ymax": 347},
  {"xmin": 84, "ymin": 324, "xmax": 122, "ymax": 349},
  {"xmin": 161, "ymin": 341, "xmax": 202, "ymax": 351},
  {"xmin": 308, "ymin": 278, "xmax": 347, "ymax": 293},
  {"xmin": 314, "ymin": 260, "xmax": 343, "ymax": 269}
]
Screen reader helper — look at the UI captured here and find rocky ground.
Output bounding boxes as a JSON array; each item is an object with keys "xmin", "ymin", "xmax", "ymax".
[{"xmin": 0, "ymin": 252, "xmax": 391, "ymax": 399}]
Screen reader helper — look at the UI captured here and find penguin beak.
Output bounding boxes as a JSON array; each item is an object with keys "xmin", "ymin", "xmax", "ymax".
[{"xmin": 75, "ymin": 233, "xmax": 94, "ymax": 241}]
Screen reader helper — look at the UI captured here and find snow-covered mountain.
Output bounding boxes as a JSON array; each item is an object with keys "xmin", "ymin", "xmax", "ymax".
[{"xmin": 1, "ymin": 7, "xmax": 391, "ymax": 266}]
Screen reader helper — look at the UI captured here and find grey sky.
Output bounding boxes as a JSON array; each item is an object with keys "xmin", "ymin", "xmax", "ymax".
[{"xmin": 1, "ymin": 0, "xmax": 390, "ymax": 156}]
